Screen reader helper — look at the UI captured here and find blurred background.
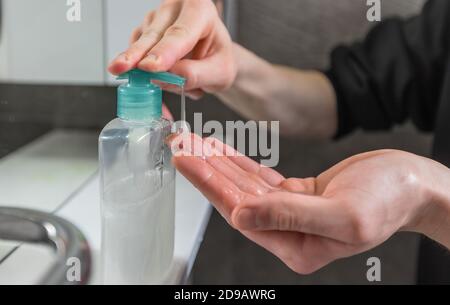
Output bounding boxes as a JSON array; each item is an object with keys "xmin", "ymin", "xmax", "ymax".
[{"xmin": 0, "ymin": 0, "xmax": 430, "ymax": 284}]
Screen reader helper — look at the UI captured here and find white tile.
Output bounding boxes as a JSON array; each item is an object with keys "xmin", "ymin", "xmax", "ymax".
[
  {"xmin": 56, "ymin": 173, "xmax": 211, "ymax": 284},
  {"xmin": 0, "ymin": 130, "xmax": 98, "ymax": 212},
  {"xmin": 0, "ymin": 243, "xmax": 55, "ymax": 285},
  {"xmin": 0, "ymin": 241, "xmax": 18, "ymax": 261},
  {"xmin": 0, "ymin": 129, "xmax": 211, "ymax": 284},
  {"xmin": 0, "ymin": 129, "xmax": 98, "ymax": 282}
]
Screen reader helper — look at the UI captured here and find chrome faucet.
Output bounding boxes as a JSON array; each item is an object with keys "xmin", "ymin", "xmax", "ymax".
[{"xmin": 0, "ymin": 207, "xmax": 91, "ymax": 285}]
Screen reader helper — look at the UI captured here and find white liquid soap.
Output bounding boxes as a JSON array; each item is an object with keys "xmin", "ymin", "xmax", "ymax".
[{"xmin": 99, "ymin": 69, "xmax": 185, "ymax": 285}]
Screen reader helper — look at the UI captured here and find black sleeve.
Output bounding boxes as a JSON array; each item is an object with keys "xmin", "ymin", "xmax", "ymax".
[{"xmin": 326, "ymin": 0, "xmax": 450, "ymax": 138}]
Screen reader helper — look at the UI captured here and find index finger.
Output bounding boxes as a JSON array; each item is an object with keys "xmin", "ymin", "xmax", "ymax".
[
  {"xmin": 108, "ymin": 5, "xmax": 180, "ymax": 75},
  {"xmin": 167, "ymin": 133, "xmax": 245, "ymax": 219},
  {"xmin": 138, "ymin": 0, "xmax": 217, "ymax": 71},
  {"xmin": 207, "ymin": 137, "xmax": 285, "ymax": 187}
]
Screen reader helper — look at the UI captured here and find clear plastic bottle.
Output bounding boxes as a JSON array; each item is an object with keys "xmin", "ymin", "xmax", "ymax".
[{"xmin": 99, "ymin": 69, "xmax": 185, "ymax": 284}]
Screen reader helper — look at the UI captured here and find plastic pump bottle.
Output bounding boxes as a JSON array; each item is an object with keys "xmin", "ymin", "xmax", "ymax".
[{"xmin": 99, "ymin": 69, "xmax": 185, "ymax": 285}]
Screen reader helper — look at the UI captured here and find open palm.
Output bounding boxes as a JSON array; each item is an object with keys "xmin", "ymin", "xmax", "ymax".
[{"xmin": 168, "ymin": 134, "xmax": 428, "ymax": 273}]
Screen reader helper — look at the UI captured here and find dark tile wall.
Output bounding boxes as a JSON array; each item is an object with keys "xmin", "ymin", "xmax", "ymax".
[
  {"xmin": 0, "ymin": 84, "xmax": 115, "ymax": 129},
  {"xmin": 0, "ymin": 84, "xmax": 116, "ymax": 157}
]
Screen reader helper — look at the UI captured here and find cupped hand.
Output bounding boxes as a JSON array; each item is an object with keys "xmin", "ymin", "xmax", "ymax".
[
  {"xmin": 108, "ymin": 0, "xmax": 237, "ymax": 100},
  {"xmin": 167, "ymin": 133, "xmax": 444, "ymax": 274}
]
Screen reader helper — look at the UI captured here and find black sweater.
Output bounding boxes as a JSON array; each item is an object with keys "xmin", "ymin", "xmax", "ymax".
[
  {"xmin": 326, "ymin": 0, "xmax": 450, "ymax": 283},
  {"xmin": 327, "ymin": 0, "xmax": 450, "ymax": 164}
]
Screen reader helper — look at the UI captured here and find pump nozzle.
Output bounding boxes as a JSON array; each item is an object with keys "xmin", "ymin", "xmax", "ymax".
[
  {"xmin": 117, "ymin": 69, "xmax": 185, "ymax": 87},
  {"xmin": 116, "ymin": 69, "xmax": 185, "ymax": 121}
]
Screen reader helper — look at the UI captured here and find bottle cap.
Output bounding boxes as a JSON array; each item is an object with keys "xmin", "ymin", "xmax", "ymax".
[{"xmin": 116, "ymin": 69, "xmax": 185, "ymax": 121}]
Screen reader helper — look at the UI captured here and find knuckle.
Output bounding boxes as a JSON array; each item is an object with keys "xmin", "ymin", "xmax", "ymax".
[
  {"xmin": 201, "ymin": 0, "xmax": 219, "ymax": 14},
  {"xmin": 142, "ymin": 28, "xmax": 163, "ymax": 40},
  {"xmin": 291, "ymin": 262, "xmax": 318, "ymax": 275},
  {"xmin": 282, "ymin": 251, "xmax": 317, "ymax": 275},
  {"xmin": 347, "ymin": 208, "xmax": 374, "ymax": 244},
  {"xmin": 165, "ymin": 24, "xmax": 191, "ymax": 38},
  {"xmin": 185, "ymin": 69, "xmax": 199, "ymax": 89},
  {"xmin": 144, "ymin": 11, "xmax": 156, "ymax": 24},
  {"xmin": 275, "ymin": 209, "xmax": 295, "ymax": 231},
  {"xmin": 132, "ymin": 26, "xmax": 141, "ymax": 35},
  {"xmin": 224, "ymin": 70, "xmax": 237, "ymax": 89},
  {"xmin": 159, "ymin": 0, "xmax": 180, "ymax": 11},
  {"xmin": 218, "ymin": 61, "xmax": 237, "ymax": 90},
  {"xmin": 187, "ymin": 0, "xmax": 212, "ymax": 9},
  {"xmin": 229, "ymin": 207, "xmax": 243, "ymax": 230},
  {"xmin": 228, "ymin": 217, "xmax": 240, "ymax": 231},
  {"xmin": 158, "ymin": 2, "xmax": 171, "ymax": 11},
  {"xmin": 129, "ymin": 27, "xmax": 142, "ymax": 43}
]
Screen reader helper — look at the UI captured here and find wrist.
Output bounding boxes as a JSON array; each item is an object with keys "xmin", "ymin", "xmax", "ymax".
[
  {"xmin": 409, "ymin": 157, "xmax": 450, "ymax": 248},
  {"xmin": 214, "ymin": 43, "xmax": 277, "ymax": 116},
  {"xmin": 227, "ymin": 43, "xmax": 275, "ymax": 93}
]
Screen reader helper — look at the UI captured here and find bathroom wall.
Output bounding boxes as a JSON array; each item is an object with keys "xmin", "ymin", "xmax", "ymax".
[
  {"xmin": 0, "ymin": 84, "xmax": 115, "ymax": 157},
  {"xmin": 0, "ymin": 0, "xmax": 432, "ymax": 284}
]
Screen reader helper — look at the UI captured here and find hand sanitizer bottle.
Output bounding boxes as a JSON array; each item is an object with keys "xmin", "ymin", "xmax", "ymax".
[{"xmin": 99, "ymin": 69, "xmax": 185, "ymax": 285}]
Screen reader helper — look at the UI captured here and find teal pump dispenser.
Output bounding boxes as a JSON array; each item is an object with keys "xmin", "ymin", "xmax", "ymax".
[
  {"xmin": 99, "ymin": 69, "xmax": 185, "ymax": 284},
  {"xmin": 116, "ymin": 69, "xmax": 185, "ymax": 121}
]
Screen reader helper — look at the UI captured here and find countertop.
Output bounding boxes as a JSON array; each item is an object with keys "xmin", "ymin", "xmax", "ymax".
[{"xmin": 0, "ymin": 130, "xmax": 211, "ymax": 284}]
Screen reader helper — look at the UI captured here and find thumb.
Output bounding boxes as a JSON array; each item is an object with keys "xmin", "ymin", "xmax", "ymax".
[
  {"xmin": 162, "ymin": 103, "xmax": 174, "ymax": 121},
  {"xmin": 231, "ymin": 192, "xmax": 336, "ymax": 235}
]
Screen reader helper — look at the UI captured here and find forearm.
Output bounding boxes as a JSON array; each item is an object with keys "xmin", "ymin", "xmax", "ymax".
[{"xmin": 216, "ymin": 44, "xmax": 338, "ymax": 139}]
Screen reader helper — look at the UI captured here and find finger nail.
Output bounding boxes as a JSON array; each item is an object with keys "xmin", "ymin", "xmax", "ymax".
[
  {"xmin": 142, "ymin": 53, "xmax": 159, "ymax": 65},
  {"xmin": 169, "ymin": 138, "xmax": 184, "ymax": 156},
  {"xmin": 116, "ymin": 52, "xmax": 130, "ymax": 62},
  {"xmin": 187, "ymin": 94, "xmax": 201, "ymax": 101},
  {"xmin": 235, "ymin": 208, "xmax": 258, "ymax": 230}
]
